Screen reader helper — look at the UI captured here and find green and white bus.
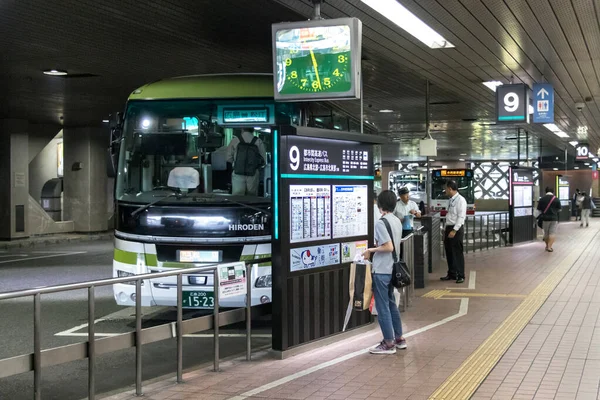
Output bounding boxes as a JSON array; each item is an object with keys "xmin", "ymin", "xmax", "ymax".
[{"xmin": 111, "ymin": 73, "xmax": 368, "ymax": 309}]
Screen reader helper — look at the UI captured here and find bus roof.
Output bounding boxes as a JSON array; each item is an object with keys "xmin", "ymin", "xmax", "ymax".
[{"xmin": 128, "ymin": 73, "xmax": 274, "ymax": 101}]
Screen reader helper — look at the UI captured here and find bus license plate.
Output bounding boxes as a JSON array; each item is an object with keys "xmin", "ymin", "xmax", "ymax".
[{"xmin": 182, "ymin": 291, "xmax": 214, "ymax": 308}]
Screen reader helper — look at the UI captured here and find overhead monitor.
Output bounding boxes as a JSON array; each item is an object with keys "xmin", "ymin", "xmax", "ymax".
[{"xmin": 272, "ymin": 17, "xmax": 362, "ymax": 101}]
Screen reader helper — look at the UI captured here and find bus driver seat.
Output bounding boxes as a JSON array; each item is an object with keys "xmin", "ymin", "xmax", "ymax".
[{"xmin": 167, "ymin": 167, "xmax": 200, "ymax": 193}]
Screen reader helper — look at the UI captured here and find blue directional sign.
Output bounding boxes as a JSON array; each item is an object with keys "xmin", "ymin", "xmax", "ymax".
[{"xmin": 532, "ymin": 83, "xmax": 554, "ymax": 123}]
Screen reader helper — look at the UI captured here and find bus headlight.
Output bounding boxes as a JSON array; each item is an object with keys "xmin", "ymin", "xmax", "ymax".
[
  {"xmin": 117, "ymin": 270, "xmax": 136, "ymax": 285},
  {"xmin": 255, "ymin": 275, "xmax": 272, "ymax": 288}
]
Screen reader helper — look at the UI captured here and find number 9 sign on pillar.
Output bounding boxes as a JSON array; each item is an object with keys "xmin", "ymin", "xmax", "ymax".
[{"xmin": 289, "ymin": 145, "xmax": 300, "ymax": 171}]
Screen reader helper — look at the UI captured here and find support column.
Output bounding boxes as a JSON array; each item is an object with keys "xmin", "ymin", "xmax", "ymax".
[
  {"xmin": 63, "ymin": 127, "xmax": 108, "ymax": 232},
  {"xmin": 0, "ymin": 119, "xmax": 30, "ymax": 240}
]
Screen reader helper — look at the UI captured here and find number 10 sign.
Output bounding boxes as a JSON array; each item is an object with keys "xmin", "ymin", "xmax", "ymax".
[{"xmin": 496, "ymin": 84, "xmax": 529, "ymax": 124}]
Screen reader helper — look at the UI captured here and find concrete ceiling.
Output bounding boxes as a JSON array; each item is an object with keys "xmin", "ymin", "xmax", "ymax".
[{"xmin": 1, "ymin": 0, "xmax": 599, "ymax": 162}]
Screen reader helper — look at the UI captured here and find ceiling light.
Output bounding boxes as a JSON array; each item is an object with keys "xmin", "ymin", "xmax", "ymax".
[
  {"xmin": 459, "ymin": 158, "xmax": 465, "ymax": 161},
  {"xmin": 594, "ymin": 158, "xmax": 599, "ymax": 162},
  {"xmin": 102, "ymin": 119, "xmax": 109, "ymax": 123},
  {"xmin": 361, "ymin": 0, "xmax": 454, "ymax": 49},
  {"xmin": 569, "ymin": 141, "xmax": 579, "ymax": 147},
  {"xmin": 379, "ymin": 109, "xmax": 394, "ymax": 113},
  {"xmin": 574, "ymin": 167, "xmax": 579, "ymax": 169},
  {"xmin": 43, "ymin": 69, "xmax": 68, "ymax": 76},
  {"xmin": 442, "ymin": 165, "xmax": 448, "ymax": 168},
  {"xmin": 543, "ymin": 123, "xmax": 569, "ymax": 138},
  {"xmin": 429, "ymin": 159, "xmax": 435, "ymax": 162},
  {"xmin": 590, "ymin": 153, "xmax": 596, "ymax": 158},
  {"xmin": 482, "ymin": 81, "xmax": 503, "ymax": 92},
  {"xmin": 528, "ymin": 104, "xmax": 534, "ymax": 115},
  {"xmin": 395, "ymin": 159, "xmax": 402, "ymax": 162},
  {"xmin": 493, "ymin": 158, "xmax": 498, "ymax": 161},
  {"xmin": 460, "ymin": 153, "xmax": 467, "ymax": 156},
  {"xmin": 141, "ymin": 119, "xmax": 151, "ymax": 129},
  {"xmin": 553, "ymin": 168, "xmax": 559, "ymax": 171},
  {"xmin": 585, "ymin": 163, "xmax": 590, "ymax": 165}
]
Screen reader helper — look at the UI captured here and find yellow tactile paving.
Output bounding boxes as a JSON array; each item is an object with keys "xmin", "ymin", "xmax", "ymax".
[{"xmin": 428, "ymin": 233, "xmax": 596, "ymax": 400}]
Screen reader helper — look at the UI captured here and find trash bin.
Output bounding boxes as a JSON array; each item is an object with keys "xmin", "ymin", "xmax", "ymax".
[{"xmin": 41, "ymin": 178, "xmax": 63, "ymax": 221}]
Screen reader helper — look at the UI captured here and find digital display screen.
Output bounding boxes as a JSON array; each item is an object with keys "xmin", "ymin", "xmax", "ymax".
[
  {"xmin": 222, "ymin": 108, "xmax": 269, "ymax": 123},
  {"xmin": 272, "ymin": 18, "xmax": 361, "ymax": 101},
  {"xmin": 435, "ymin": 169, "xmax": 472, "ymax": 177},
  {"xmin": 275, "ymin": 25, "xmax": 351, "ymax": 96}
]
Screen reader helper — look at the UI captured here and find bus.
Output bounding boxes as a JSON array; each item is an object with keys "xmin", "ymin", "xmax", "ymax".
[
  {"xmin": 388, "ymin": 171, "xmax": 426, "ymax": 204},
  {"xmin": 110, "ymin": 73, "xmax": 368, "ymax": 309},
  {"xmin": 430, "ymin": 169, "xmax": 476, "ymax": 215}
]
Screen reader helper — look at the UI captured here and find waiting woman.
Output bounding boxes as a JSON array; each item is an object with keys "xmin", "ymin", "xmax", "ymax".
[{"xmin": 362, "ymin": 190, "xmax": 407, "ymax": 354}]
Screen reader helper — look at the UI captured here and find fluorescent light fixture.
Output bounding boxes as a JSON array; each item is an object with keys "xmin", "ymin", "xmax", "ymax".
[
  {"xmin": 483, "ymin": 81, "xmax": 503, "ymax": 92},
  {"xmin": 361, "ymin": 0, "xmax": 454, "ymax": 49},
  {"xmin": 574, "ymin": 166, "xmax": 579, "ymax": 169},
  {"xmin": 460, "ymin": 153, "xmax": 467, "ymax": 156},
  {"xmin": 102, "ymin": 119, "xmax": 109, "ymax": 123},
  {"xmin": 594, "ymin": 158, "xmax": 599, "ymax": 162},
  {"xmin": 43, "ymin": 69, "xmax": 68, "ymax": 76},
  {"xmin": 543, "ymin": 123, "xmax": 569, "ymax": 138},
  {"xmin": 379, "ymin": 109, "xmax": 394, "ymax": 113},
  {"xmin": 394, "ymin": 159, "xmax": 402, "ymax": 162},
  {"xmin": 553, "ymin": 168, "xmax": 559, "ymax": 171},
  {"xmin": 429, "ymin": 159, "xmax": 435, "ymax": 162},
  {"xmin": 459, "ymin": 158, "xmax": 465, "ymax": 161},
  {"xmin": 442, "ymin": 165, "xmax": 448, "ymax": 169},
  {"xmin": 585, "ymin": 163, "xmax": 590, "ymax": 165},
  {"xmin": 569, "ymin": 141, "xmax": 579, "ymax": 147},
  {"xmin": 589, "ymin": 153, "xmax": 596, "ymax": 158},
  {"xmin": 528, "ymin": 104, "xmax": 534, "ymax": 115}
]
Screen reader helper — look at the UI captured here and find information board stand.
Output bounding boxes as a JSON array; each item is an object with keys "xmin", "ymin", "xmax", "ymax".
[
  {"xmin": 509, "ymin": 167, "xmax": 536, "ymax": 244},
  {"xmin": 555, "ymin": 175, "xmax": 571, "ymax": 222},
  {"xmin": 271, "ymin": 126, "xmax": 386, "ymax": 356}
]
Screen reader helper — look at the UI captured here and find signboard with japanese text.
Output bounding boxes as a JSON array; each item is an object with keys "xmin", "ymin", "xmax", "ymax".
[
  {"xmin": 290, "ymin": 243, "xmax": 340, "ymax": 272},
  {"xmin": 217, "ymin": 262, "xmax": 247, "ymax": 299},
  {"xmin": 282, "ymin": 135, "xmax": 372, "ymax": 177}
]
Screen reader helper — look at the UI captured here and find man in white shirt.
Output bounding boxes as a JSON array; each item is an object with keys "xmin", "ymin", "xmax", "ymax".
[
  {"xmin": 440, "ymin": 180, "xmax": 467, "ymax": 284},
  {"xmin": 394, "ymin": 187, "xmax": 421, "ymax": 259},
  {"xmin": 226, "ymin": 128, "xmax": 267, "ymax": 196}
]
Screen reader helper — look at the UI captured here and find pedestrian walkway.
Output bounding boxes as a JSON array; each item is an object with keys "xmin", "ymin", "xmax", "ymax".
[
  {"xmin": 0, "ymin": 232, "xmax": 112, "ymax": 250},
  {"xmin": 104, "ymin": 222, "xmax": 598, "ymax": 400}
]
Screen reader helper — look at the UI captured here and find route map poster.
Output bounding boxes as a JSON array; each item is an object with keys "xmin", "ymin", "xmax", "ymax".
[
  {"xmin": 332, "ymin": 185, "xmax": 368, "ymax": 239},
  {"xmin": 290, "ymin": 185, "xmax": 331, "ymax": 243}
]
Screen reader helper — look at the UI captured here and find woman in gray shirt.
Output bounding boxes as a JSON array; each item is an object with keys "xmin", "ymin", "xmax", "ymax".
[{"xmin": 362, "ymin": 190, "xmax": 406, "ymax": 354}]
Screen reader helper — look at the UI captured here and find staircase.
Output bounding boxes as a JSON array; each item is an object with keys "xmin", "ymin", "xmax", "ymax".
[{"xmin": 594, "ymin": 198, "xmax": 600, "ymax": 218}]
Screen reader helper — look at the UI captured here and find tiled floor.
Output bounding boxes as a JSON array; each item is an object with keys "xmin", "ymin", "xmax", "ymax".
[{"xmin": 104, "ymin": 222, "xmax": 599, "ymax": 400}]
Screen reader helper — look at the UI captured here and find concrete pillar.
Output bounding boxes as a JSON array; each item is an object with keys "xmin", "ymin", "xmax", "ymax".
[
  {"xmin": 0, "ymin": 119, "xmax": 30, "ymax": 240},
  {"xmin": 63, "ymin": 127, "xmax": 108, "ymax": 232}
]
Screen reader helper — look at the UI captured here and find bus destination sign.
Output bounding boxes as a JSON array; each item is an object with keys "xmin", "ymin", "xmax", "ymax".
[
  {"xmin": 440, "ymin": 170, "xmax": 467, "ymax": 177},
  {"xmin": 217, "ymin": 105, "xmax": 274, "ymax": 125}
]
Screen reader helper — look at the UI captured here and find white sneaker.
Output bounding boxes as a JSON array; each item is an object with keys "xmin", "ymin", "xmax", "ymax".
[{"xmin": 369, "ymin": 341, "xmax": 396, "ymax": 354}]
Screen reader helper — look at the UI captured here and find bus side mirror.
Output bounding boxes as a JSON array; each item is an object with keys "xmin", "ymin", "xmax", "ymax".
[{"xmin": 107, "ymin": 112, "xmax": 123, "ymax": 178}]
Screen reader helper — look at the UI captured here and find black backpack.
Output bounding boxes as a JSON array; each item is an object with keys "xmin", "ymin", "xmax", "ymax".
[{"xmin": 234, "ymin": 136, "xmax": 263, "ymax": 176}]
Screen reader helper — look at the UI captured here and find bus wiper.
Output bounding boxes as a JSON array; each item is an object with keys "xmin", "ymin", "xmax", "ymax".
[
  {"xmin": 131, "ymin": 192, "xmax": 182, "ymax": 217},
  {"xmin": 196, "ymin": 194, "xmax": 272, "ymax": 217}
]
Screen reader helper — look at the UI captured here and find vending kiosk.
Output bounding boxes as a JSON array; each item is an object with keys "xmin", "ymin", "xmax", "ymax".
[{"xmin": 555, "ymin": 175, "xmax": 571, "ymax": 222}]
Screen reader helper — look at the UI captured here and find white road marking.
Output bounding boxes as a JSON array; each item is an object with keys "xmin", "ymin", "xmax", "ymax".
[
  {"xmin": 227, "ymin": 298, "xmax": 469, "ymax": 400},
  {"xmin": 446, "ymin": 270, "xmax": 476, "ymax": 290},
  {"xmin": 0, "ymin": 254, "xmax": 29, "ymax": 258},
  {"xmin": 0, "ymin": 251, "xmax": 87, "ymax": 264}
]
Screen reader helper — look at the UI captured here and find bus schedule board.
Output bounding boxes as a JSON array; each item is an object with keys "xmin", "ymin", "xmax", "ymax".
[
  {"xmin": 271, "ymin": 126, "xmax": 381, "ymax": 353},
  {"xmin": 272, "ymin": 18, "xmax": 362, "ymax": 102}
]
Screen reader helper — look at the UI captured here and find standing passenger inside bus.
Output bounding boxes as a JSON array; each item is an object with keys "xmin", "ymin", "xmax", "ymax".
[{"xmin": 226, "ymin": 128, "xmax": 267, "ymax": 196}]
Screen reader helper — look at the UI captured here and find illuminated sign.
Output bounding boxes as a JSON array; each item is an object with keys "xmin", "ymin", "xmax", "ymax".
[
  {"xmin": 440, "ymin": 170, "xmax": 466, "ymax": 177},
  {"xmin": 217, "ymin": 105, "xmax": 274, "ymax": 126},
  {"xmin": 576, "ymin": 143, "xmax": 589, "ymax": 160}
]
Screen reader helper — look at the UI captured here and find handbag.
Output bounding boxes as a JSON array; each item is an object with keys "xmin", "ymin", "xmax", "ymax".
[
  {"xmin": 381, "ymin": 217, "xmax": 411, "ymax": 288},
  {"xmin": 537, "ymin": 195, "xmax": 555, "ymax": 229}
]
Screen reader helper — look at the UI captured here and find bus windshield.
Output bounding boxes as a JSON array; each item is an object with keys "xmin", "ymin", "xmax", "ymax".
[
  {"xmin": 431, "ymin": 176, "xmax": 475, "ymax": 204},
  {"xmin": 115, "ymin": 100, "xmax": 291, "ymax": 205}
]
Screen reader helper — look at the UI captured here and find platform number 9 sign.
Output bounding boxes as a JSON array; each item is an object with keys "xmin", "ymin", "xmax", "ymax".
[
  {"xmin": 504, "ymin": 92, "xmax": 519, "ymax": 112},
  {"xmin": 289, "ymin": 145, "xmax": 300, "ymax": 171}
]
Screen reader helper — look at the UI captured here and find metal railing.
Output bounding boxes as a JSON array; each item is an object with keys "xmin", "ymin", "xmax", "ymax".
[
  {"xmin": 398, "ymin": 226, "xmax": 423, "ymax": 311},
  {"xmin": 440, "ymin": 212, "xmax": 509, "ymax": 257},
  {"xmin": 0, "ymin": 259, "xmax": 268, "ymax": 400}
]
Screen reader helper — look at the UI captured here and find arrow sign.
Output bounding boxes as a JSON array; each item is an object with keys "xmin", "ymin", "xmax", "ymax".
[{"xmin": 532, "ymin": 83, "xmax": 554, "ymax": 123}]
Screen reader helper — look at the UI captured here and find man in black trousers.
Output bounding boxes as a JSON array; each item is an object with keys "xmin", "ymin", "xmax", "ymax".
[{"xmin": 440, "ymin": 180, "xmax": 467, "ymax": 284}]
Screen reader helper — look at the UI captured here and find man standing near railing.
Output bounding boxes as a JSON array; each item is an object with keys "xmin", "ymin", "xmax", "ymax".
[
  {"xmin": 440, "ymin": 180, "xmax": 467, "ymax": 284},
  {"xmin": 394, "ymin": 187, "xmax": 421, "ymax": 259}
]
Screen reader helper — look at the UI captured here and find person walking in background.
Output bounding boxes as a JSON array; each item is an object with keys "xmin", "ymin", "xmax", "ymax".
[
  {"xmin": 440, "ymin": 180, "xmax": 467, "ymax": 284},
  {"xmin": 537, "ymin": 187, "xmax": 562, "ymax": 252},
  {"xmin": 363, "ymin": 190, "xmax": 406, "ymax": 354},
  {"xmin": 394, "ymin": 186, "xmax": 421, "ymax": 259},
  {"xmin": 581, "ymin": 192, "xmax": 595, "ymax": 228},
  {"xmin": 572, "ymin": 189, "xmax": 581, "ymax": 220}
]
